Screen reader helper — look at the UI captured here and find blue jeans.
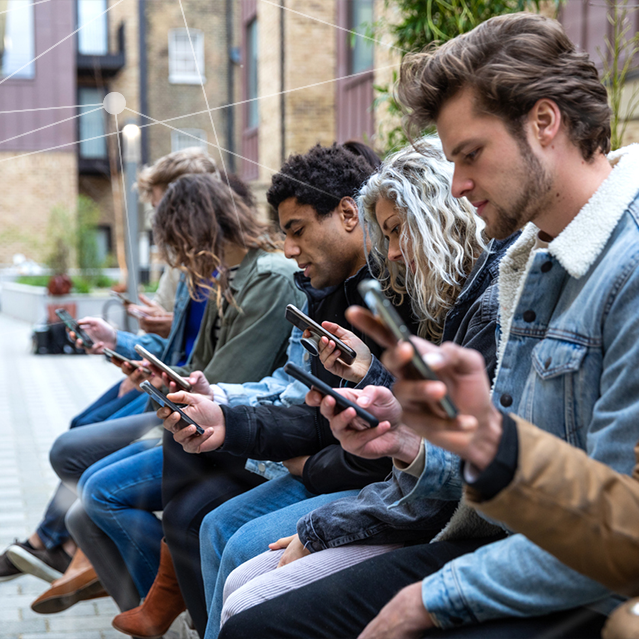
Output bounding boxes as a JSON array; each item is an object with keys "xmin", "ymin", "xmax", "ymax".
[
  {"xmin": 199, "ymin": 474, "xmax": 358, "ymax": 639},
  {"xmin": 80, "ymin": 442, "xmax": 164, "ymax": 597},
  {"xmin": 37, "ymin": 400, "xmax": 154, "ymax": 550},
  {"xmin": 70, "ymin": 381, "xmax": 143, "ymax": 428}
]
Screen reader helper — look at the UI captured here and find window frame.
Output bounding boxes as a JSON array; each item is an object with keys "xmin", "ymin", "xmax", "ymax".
[{"xmin": 168, "ymin": 27, "xmax": 205, "ymax": 85}]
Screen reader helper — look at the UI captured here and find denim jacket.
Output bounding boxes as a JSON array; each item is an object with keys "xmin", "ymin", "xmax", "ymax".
[
  {"xmin": 114, "ymin": 274, "xmax": 191, "ymax": 365},
  {"xmin": 296, "ymin": 235, "xmax": 517, "ymax": 551},
  {"xmin": 420, "ymin": 145, "xmax": 639, "ymax": 629}
]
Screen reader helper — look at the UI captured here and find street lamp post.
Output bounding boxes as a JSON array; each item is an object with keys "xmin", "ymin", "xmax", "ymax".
[{"xmin": 122, "ymin": 123, "xmax": 141, "ymax": 307}]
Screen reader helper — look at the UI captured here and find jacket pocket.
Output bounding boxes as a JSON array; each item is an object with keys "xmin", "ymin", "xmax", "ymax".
[
  {"xmin": 530, "ymin": 337, "xmax": 588, "ymax": 447},
  {"xmin": 532, "ymin": 338, "xmax": 587, "ymax": 379}
]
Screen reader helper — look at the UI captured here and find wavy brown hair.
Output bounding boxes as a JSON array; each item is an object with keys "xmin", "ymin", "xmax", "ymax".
[
  {"xmin": 398, "ymin": 13, "xmax": 611, "ymax": 161},
  {"xmin": 153, "ymin": 173, "xmax": 282, "ymax": 307}
]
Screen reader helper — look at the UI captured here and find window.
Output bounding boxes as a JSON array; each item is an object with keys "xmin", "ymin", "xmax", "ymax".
[
  {"xmin": 349, "ymin": 0, "xmax": 373, "ymax": 74},
  {"xmin": 246, "ymin": 19, "xmax": 259, "ymax": 128},
  {"xmin": 77, "ymin": 0, "xmax": 108, "ymax": 55},
  {"xmin": 0, "ymin": 0, "xmax": 35, "ymax": 79},
  {"xmin": 171, "ymin": 128, "xmax": 208, "ymax": 152},
  {"xmin": 78, "ymin": 87, "xmax": 107, "ymax": 158},
  {"xmin": 169, "ymin": 28, "xmax": 205, "ymax": 84}
]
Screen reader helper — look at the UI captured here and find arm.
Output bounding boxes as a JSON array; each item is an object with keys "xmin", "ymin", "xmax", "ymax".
[
  {"xmin": 467, "ymin": 415, "xmax": 639, "ymax": 596},
  {"xmin": 177, "ymin": 271, "xmax": 304, "ymax": 384}
]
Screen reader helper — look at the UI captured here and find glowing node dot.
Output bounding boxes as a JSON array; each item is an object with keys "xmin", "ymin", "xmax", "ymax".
[{"xmin": 103, "ymin": 92, "xmax": 126, "ymax": 115}]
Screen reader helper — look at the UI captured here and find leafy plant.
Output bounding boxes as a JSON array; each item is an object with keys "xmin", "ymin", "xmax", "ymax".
[
  {"xmin": 45, "ymin": 205, "xmax": 75, "ymax": 275},
  {"xmin": 76, "ymin": 195, "xmax": 102, "ymax": 285},
  {"xmin": 599, "ymin": 0, "xmax": 639, "ymax": 150}
]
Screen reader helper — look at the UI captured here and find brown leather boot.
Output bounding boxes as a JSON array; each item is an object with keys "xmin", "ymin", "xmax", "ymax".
[
  {"xmin": 112, "ymin": 539, "xmax": 186, "ymax": 638},
  {"xmin": 31, "ymin": 548, "xmax": 107, "ymax": 614}
]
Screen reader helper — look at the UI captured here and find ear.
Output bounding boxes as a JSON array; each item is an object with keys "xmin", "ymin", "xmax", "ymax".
[
  {"xmin": 528, "ymin": 99, "xmax": 562, "ymax": 148},
  {"xmin": 338, "ymin": 197, "xmax": 359, "ymax": 232}
]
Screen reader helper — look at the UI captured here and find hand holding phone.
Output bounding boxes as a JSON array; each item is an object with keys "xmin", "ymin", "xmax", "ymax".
[
  {"xmin": 134, "ymin": 345, "xmax": 192, "ymax": 391},
  {"xmin": 284, "ymin": 363, "xmax": 378, "ymax": 428},
  {"xmin": 285, "ymin": 305, "xmax": 357, "ymax": 366},
  {"xmin": 357, "ymin": 280, "xmax": 458, "ymax": 419},
  {"xmin": 103, "ymin": 347, "xmax": 152, "ymax": 376},
  {"xmin": 139, "ymin": 381, "xmax": 204, "ymax": 435},
  {"xmin": 55, "ymin": 308, "xmax": 95, "ymax": 349}
]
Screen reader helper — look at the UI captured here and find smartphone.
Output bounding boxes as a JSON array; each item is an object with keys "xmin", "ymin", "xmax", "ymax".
[
  {"xmin": 55, "ymin": 308, "xmax": 95, "ymax": 349},
  {"xmin": 139, "ymin": 380, "xmax": 204, "ymax": 435},
  {"xmin": 111, "ymin": 291, "xmax": 133, "ymax": 305},
  {"xmin": 102, "ymin": 347, "xmax": 151, "ymax": 374},
  {"xmin": 133, "ymin": 344, "xmax": 192, "ymax": 391},
  {"xmin": 284, "ymin": 362, "xmax": 378, "ymax": 428},
  {"xmin": 285, "ymin": 305, "xmax": 357, "ymax": 366},
  {"xmin": 358, "ymin": 279, "xmax": 458, "ymax": 419}
]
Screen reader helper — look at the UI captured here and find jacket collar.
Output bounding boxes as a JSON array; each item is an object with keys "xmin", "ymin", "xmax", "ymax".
[
  {"xmin": 548, "ymin": 143, "xmax": 639, "ymax": 279},
  {"xmin": 228, "ymin": 247, "xmax": 260, "ymax": 294}
]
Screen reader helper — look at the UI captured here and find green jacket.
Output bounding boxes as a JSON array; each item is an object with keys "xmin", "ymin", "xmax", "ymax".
[{"xmin": 173, "ymin": 248, "xmax": 304, "ymax": 384}]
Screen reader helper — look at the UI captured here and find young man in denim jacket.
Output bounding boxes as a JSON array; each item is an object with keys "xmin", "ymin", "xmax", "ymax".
[{"xmin": 219, "ymin": 13, "xmax": 639, "ymax": 639}]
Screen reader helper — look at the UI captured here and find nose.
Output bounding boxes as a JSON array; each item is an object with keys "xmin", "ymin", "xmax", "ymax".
[
  {"xmin": 387, "ymin": 239, "xmax": 403, "ymax": 264},
  {"xmin": 284, "ymin": 235, "xmax": 300, "ymax": 259},
  {"xmin": 451, "ymin": 167, "xmax": 473, "ymax": 199}
]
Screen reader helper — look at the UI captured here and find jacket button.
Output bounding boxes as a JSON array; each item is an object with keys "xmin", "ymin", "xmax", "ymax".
[
  {"xmin": 545, "ymin": 357, "xmax": 552, "ymax": 368},
  {"xmin": 258, "ymin": 463, "xmax": 266, "ymax": 473},
  {"xmin": 523, "ymin": 310, "xmax": 536, "ymax": 323},
  {"xmin": 500, "ymin": 394, "xmax": 513, "ymax": 407},
  {"xmin": 541, "ymin": 261, "xmax": 553, "ymax": 273}
]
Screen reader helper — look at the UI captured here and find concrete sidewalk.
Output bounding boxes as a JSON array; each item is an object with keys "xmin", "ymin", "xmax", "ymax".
[{"xmin": 0, "ymin": 313, "xmax": 131, "ymax": 637}]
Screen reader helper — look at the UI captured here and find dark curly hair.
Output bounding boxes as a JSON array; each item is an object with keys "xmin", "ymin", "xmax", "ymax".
[{"xmin": 267, "ymin": 143, "xmax": 375, "ymax": 217}]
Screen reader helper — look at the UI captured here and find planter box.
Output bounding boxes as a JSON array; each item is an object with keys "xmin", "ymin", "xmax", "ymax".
[{"xmin": 0, "ymin": 282, "xmax": 122, "ymax": 326}]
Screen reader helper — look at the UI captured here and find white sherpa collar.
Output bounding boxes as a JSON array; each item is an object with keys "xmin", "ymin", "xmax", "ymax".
[{"xmin": 549, "ymin": 143, "xmax": 639, "ymax": 279}]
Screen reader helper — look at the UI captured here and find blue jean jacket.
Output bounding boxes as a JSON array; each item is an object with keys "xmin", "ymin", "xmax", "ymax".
[
  {"xmin": 421, "ymin": 146, "xmax": 639, "ymax": 628},
  {"xmin": 114, "ymin": 275, "xmax": 192, "ymax": 366}
]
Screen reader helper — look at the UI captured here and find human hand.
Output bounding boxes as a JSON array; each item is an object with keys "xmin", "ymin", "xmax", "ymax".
[
  {"xmin": 383, "ymin": 340, "xmax": 502, "ymax": 471},
  {"xmin": 138, "ymin": 313, "xmax": 173, "ymax": 338},
  {"xmin": 282, "ymin": 455, "xmax": 310, "ymax": 477},
  {"xmin": 69, "ymin": 317, "xmax": 117, "ymax": 353},
  {"xmin": 306, "ymin": 385, "xmax": 420, "ymax": 463},
  {"xmin": 358, "ymin": 582, "xmax": 433, "ymax": 639},
  {"xmin": 157, "ymin": 392, "xmax": 226, "ymax": 453},
  {"xmin": 117, "ymin": 375, "xmax": 138, "ymax": 398},
  {"xmin": 120, "ymin": 360, "xmax": 154, "ymax": 391},
  {"xmin": 315, "ymin": 321, "xmax": 372, "ymax": 383},
  {"xmin": 268, "ymin": 534, "xmax": 311, "ymax": 568}
]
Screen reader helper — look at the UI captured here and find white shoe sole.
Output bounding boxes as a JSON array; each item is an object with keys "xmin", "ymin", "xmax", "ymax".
[{"xmin": 6, "ymin": 546, "xmax": 63, "ymax": 583}]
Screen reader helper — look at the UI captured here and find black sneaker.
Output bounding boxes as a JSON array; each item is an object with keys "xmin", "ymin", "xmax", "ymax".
[
  {"xmin": 0, "ymin": 542, "xmax": 23, "ymax": 582},
  {"xmin": 6, "ymin": 540, "xmax": 71, "ymax": 583}
]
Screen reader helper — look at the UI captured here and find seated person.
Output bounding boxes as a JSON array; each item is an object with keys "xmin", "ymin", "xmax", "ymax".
[{"xmin": 0, "ymin": 147, "xmax": 219, "ymax": 587}]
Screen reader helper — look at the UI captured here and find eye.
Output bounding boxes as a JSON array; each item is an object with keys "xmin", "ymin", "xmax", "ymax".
[
  {"xmin": 390, "ymin": 225, "xmax": 400, "ymax": 235},
  {"xmin": 465, "ymin": 148, "xmax": 480, "ymax": 162},
  {"xmin": 292, "ymin": 227, "xmax": 303, "ymax": 238}
]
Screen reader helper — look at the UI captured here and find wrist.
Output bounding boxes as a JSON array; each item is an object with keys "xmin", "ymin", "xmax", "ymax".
[
  {"xmin": 394, "ymin": 428, "xmax": 422, "ymax": 465},
  {"xmin": 467, "ymin": 407, "xmax": 503, "ymax": 471}
]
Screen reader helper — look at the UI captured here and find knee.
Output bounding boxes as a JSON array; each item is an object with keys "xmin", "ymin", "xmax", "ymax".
[
  {"xmin": 80, "ymin": 471, "xmax": 110, "ymax": 520},
  {"xmin": 50, "ymin": 430, "xmax": 80, "ymax": 485}
]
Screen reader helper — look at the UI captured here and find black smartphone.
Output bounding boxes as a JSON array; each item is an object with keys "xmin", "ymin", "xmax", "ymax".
[
  {"xmin": 358, "ymin": 279, "xmax": 458, "ymax": 419},
  {"xmin": 102, "ymin": 348, "xmax": 151, "ymax": 374},
  {"xmin": 55, "ymin": 308, "xmax": 95, "ymax": 349},
  {"xmin": 284, "ymin": 362, "xmax": 379, "ymax": 428},
  {"xmin": 285, "ymin": 305, "xmax": 357, "ymax": 366},
  {"xmin": 139, "ymin": 380, "xmax": 204, "ymax": 435},
  {"xmin": 134, "ymin": 345, "xmax": 192, "ymax": 391}
]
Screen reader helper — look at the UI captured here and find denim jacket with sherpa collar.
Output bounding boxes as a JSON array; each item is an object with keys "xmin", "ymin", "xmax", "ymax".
[{"xmin": 418, "ymin": 144, "xmax": 639, "ymax": 629}]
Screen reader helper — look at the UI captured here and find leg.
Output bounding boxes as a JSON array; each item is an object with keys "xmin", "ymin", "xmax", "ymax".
[
  {"xmin": 218, "ymin": 537, "xmax": 497, "ymax": 639},
  {"xmin": 204, "ymin": 486, "xmax": 359, "ymax": 639},
  {"xmin": 71, "ymin": 382, "xmax": 142, "ymax": 428},
  {"xmin": 50, "ymin": 411, "xmax": 161, "ymax": 489},
  {"xmin": 221, "ymin": 544, "xmax": 401, "ymax": 628},
  {"xmin": 162, "ymin": 450, "xmax": 266, "ymax": 638},
  {"xmin": 65, "ymin": 499, "xmax": 140, "ymax": 612},
  {"xmin": 82, "ymin": 444, "xmax": 164, "ymax": 596}
]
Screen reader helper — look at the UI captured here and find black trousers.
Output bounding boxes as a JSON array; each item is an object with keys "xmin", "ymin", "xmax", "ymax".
[
  {"xmin": 161, "ymin": 431, "xmax": 266, "ymax": 637},
  {"xmin": 219, "ymin": 536, "xmax": 607, "ymax": 639}
]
